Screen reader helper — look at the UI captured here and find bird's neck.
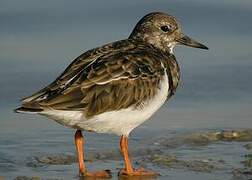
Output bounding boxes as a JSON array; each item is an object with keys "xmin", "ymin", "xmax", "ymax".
[
  {"xmin": 130, "ymin": 36, "xmax": 174, "ymax": 55},
  {"xmin": 145, "ymin": 38, "xmax": 169, "ymax": 53}
]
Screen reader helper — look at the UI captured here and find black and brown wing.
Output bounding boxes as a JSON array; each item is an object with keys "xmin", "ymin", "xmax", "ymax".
[
  {"xmin": 20, "ymin": 40, "xmax": 136, "ymax": 104},
  {"xmin": 16, "ymin": 41, "xmax": 168, "ymax": 117}
]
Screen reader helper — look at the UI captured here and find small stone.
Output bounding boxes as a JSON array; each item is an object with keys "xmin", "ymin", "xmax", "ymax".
[
  {"xmin": 14, "ymin": 176, "xmax": 40, "ymax": 180},
  {"xmin": 148, "ymin": 154, "xmax": 217, "ymax": 173},
  {"xmin": 232, "ymin": 169, "xmax": 252, "ymax": 179},
  {"xmin": 244, "ymin": 143, "xmax": 252, "ymax": 150},
  {"xmin": 242, "ymin": 154, "xmax": 252, "ymax": 168},
  {"xmin": 220, "ymin": 130, "xmax": 252, "ymax": 141},
  {"xmin": 26, "ymin": 154, "xmax": 76, "ymax": 167},
  {"xmin": 37, "ymin": 154, "xmax": 76, "ymax": 165},
  {"xmin": 150, "ymin": 154, "xmax": 178, "ymax": 166},
  {"xmin": 185, "ymin": 160, "xmax": 215, "ymax": 173}
]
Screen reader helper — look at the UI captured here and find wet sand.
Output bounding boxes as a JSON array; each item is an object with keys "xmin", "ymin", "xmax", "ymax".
[{"xmin": 1, "ymin": 128, "xmax": 252, "ymax": 180}]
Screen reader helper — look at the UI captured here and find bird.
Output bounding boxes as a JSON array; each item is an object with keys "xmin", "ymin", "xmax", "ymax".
[{"xmin": 15, "ymin": 12, "xmax": 208, "ymax": 178}]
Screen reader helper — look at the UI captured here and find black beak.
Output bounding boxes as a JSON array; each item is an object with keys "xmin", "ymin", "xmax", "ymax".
[{"xmin": 176, "ymin": 35, "xmax": 208, "ymax": 50}]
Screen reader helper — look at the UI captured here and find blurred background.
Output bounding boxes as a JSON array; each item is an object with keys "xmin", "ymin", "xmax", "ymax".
[{"xmin": 1, "ymin": 0, "xmax": 252, "ymax": 179}]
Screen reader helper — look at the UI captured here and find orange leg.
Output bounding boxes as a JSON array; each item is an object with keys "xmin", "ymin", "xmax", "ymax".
[
  {"xmin": 119, "ymin": 135, "xmax": 159, "ymax": 177},
  {"xmin": 120, "ymin": 135, "xmax": 133, "ymax": 173},
  {"xmin": 74, "ymin": 130, "xmax": 111, "ymax": 178}
]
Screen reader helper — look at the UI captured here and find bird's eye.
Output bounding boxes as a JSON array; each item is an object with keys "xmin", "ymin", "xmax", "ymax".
[{"xmin": 160, "ymin": 25, "xmax": 171, "ymax": 32}]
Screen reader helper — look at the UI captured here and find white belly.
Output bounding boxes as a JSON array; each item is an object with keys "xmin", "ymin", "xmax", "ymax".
[{"xmin": 40, "ymin": 73, "xmax": 169, "ymax": 136}]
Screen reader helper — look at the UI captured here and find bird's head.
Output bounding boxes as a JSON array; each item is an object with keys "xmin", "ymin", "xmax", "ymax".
[{"xmin": 129, "ymin": 12, "xmax": 208, "ymax": 53}]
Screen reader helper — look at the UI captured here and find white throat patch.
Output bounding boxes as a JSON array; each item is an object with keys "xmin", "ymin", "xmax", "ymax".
[{"xmin": 168, "ymin": 42, "xmax": 177, "ymax": 54}]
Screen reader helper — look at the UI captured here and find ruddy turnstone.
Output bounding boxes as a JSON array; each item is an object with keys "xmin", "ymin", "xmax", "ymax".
[{"xmin": 15, "ymin": 12, "xmax": 208, "ymax": 178}]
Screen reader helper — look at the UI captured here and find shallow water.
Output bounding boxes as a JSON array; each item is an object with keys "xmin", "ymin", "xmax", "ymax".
[
  {"xmin": 1, "ymin": 0, "xmax": 252, "ymax": 179},
  {"xmin": 1, "ymin": 126, "xmax": 252, "ymax": 180}
]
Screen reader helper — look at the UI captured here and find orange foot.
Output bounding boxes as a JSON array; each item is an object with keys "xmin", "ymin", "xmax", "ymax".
[
  {"xmin": 119, "ymin": 167, "xmax": 159, "ymax": 177},
  {"xmin": 80, "ymin": 169, "xmax": 112, "ymax": 178}
]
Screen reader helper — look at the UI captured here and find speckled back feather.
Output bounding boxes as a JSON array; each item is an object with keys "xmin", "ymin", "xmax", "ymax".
[{"xmin": 19, "ymin": 39, "xmax": 180, "ymax": 118}]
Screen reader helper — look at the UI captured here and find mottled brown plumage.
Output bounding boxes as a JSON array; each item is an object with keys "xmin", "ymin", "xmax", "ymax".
[
  {"xmin": 15, "ymin": 12, "xmax": 208, "ymax": 177},
  {"xmin": 16, "ymin": 12, "xmax": 207, "ymax": 121},
  {"xmin": 20, "ymin": 38, "xmax": 179, "ymax": 118}
]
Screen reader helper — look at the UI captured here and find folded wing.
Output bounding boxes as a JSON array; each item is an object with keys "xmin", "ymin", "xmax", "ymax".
[{"xmin": 18, "ymin": 41, "xmax": 166, "ymax": 117}]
